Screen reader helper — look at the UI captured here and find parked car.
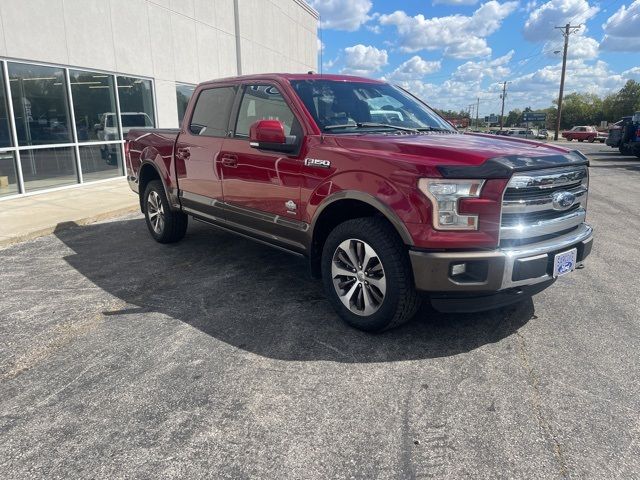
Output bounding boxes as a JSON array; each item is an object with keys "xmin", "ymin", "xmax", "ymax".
[
  {"xmin": 125, "ymin": 73, "xmax": 593, "ymax": 332},
  {"xmin": 562, "ymin": 126, "xmax": 608, "ymax": 143},
  {"xmin": 537, "ymin": 129, "xmax": 549, "ymax": 140},
  {"xmin": 507, "ymin": 129, "xmax": 535, "ymax": 139},
  {"xmin": 95, "ymin": 112, "xmax": 154, "ymax": 164},
  {"xmin": 606, "ymin": 117, "xmax": 632, "ymax": 149}
]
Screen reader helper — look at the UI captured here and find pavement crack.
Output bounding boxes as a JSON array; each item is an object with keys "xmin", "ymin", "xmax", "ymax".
[{"xmin": 515, "ymin": 330, "xmax": 569, "ymax": 479}]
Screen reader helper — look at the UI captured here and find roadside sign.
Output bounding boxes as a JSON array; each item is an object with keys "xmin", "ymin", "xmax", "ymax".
[
  {"xmin": 523, "ymin": 112, "xmax": 547, "ymax": 122},
  {"xmin": 485, "ymin": 114, "xmax": 499, "ymax": 124}
]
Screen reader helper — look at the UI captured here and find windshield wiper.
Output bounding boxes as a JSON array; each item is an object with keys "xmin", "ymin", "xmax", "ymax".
[
  {"xmin": 323, "ymin": 122, "xmax": 419, "ymax": 133},
  {"xmin": 415, "ymin": 126, "xmax": 453, "ymax": 133}
]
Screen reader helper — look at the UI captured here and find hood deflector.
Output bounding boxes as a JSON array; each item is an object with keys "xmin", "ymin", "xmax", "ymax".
[{"xmin": 437, "ymin": 150, "xmax": 589, "ymax": 179}]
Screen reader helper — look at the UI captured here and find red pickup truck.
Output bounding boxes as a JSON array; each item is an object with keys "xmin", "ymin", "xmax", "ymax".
[
  {"xmin": 562, "ymin": 126, "xmax": 608, "ymax": 143},
  {"xmin": 125, "ymin": 73, "xmax": 593, "ymax": 331}
]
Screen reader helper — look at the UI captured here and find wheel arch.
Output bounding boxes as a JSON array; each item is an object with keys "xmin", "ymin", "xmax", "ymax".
[
  {"xmin": 308, "ymin": 191, "xmax": 414, "ymax": 278},
  {"xmin": 138, "ymin": 161, "xmax": 168, "ymax": 213}
]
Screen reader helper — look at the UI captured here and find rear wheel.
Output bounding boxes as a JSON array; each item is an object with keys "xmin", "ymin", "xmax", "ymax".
[
  {"xmin": 143, "ymin": 180, "xmax": 188, "ymax": 243},
  {"xmin": 321, "ymin": 217, "xmax": 421, "ymax": 332}
]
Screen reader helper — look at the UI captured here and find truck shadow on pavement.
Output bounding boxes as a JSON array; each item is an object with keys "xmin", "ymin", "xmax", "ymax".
[{"xmin": 54, "ymin": 217, "xmax": 535, "ymax": 363}]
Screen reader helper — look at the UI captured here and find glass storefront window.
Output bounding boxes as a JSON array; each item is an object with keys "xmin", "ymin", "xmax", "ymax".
[
  {"xmin": 0, "ymin": 70, "xmax": 12, "ymax": 148},
  {"xmin": 0, "ymin": 152, "xmax": 19, "ymax": 197},
  {"xmin": 69, "ymin": 70, "xmax": 118, "ymax": 142},
  {"xmin": 176, "ymin": 84, "xmax": 195, "ymax": 124},
  {"xmin": 8, "ymin": 63, "xmax": 72, "ymax": 146},
  {"xmin": 79, "ymin": 144, "xmax": 122, "ymax": 182},
  {"xmin": 117, "ymin": 76, "xmax": 155, "ymax": 134},
  {"xmin": 20, "ymin": 147, "xmax": 77, "ymax": 192}
]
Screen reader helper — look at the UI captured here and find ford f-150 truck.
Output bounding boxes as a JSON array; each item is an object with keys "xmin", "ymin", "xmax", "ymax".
[
  {"xmin": 562, "ymin": 125, "xmax": 608, "ymax": 143},
  {"xmin": 125, "ymin": 74, "xmax": 593, "ymax": 332}
]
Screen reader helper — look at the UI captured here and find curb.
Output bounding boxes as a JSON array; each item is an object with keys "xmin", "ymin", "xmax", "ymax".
[{"xmin": 0, "ymin": 205, "xmax": 139, "ymax": 248}]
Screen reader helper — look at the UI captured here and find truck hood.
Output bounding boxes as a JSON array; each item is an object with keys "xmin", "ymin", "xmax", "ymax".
[{"xmin": 331, "ymin": 132, "xmax": 574, "ymax": 169}]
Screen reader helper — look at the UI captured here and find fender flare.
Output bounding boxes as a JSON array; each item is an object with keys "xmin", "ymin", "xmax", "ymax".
[
  {"xmin": 138, "ymin": 159, "xmax": 179, "ymax": 211},
  {"xmin": 138, "ymin": 142, "xmax": 180, "ymax": 210},
  {"xmin": 310, "ymin": 190, "xmax": 414, "ymax": 246}
]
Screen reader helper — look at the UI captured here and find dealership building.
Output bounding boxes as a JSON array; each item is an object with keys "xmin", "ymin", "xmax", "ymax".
[{"xmin": 0, "ymin": 0, "xmax": 318, "ymax": 200}]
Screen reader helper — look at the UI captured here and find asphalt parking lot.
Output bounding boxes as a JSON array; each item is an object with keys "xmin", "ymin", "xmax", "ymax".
[{"xmin": 1, "ymin": 141, "xmax": 639, "ymax": 479}]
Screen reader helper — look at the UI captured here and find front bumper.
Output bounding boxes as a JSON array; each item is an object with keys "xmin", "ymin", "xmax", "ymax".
[{"xmin": 409, "ymin": 223, "xmax": 593, "ymax": 294}]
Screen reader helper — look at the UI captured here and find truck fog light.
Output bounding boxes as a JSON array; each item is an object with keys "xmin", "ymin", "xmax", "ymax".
[{"xmin": 451, "ymin": 263, "xmax": 466, "ymax": 276}]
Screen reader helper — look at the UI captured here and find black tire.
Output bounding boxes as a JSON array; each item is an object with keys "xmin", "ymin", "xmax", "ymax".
[
  {"xmin": 143, "ymin": 180, "xmax": 188, "ymax": 243},
  {"xmin": 321, "ymin": 217, "xmax": 421, "ymax": 332},
  {"xmin": 620, "ymin": 145, "xmax": 632, "ymax": 156},
  {"xmin": 588, "ymin": 137, "xmax": 595, "ymax": 143}
]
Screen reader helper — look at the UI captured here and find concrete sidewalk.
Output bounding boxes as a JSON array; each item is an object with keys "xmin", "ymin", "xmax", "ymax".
[{"xmin": 0, "ymin": 178, "xmax": 138, "ymax": 247}]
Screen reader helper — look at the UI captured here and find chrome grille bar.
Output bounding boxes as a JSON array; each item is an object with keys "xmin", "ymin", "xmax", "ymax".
[{"xmin": 500, "ymin": 165, "xmax": 589, "ymax": 243}]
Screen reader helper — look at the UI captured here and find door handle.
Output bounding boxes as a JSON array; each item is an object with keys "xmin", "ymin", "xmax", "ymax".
[
  {"xmin": 221, "ymin": 154, "xmax": 238, "ymax": 167},
  {"xmin": 176, "ymin": 147, "xmax": 190, "ymax": 160}
]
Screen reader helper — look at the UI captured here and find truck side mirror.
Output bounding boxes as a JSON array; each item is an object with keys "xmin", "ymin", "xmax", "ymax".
[{"xmin": 249, "ymin": 119, "xmax": 297, "ymax": 153}]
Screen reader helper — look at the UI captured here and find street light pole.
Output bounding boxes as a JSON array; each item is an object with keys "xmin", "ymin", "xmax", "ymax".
[{"xmin": 554, "ymin": 23, "xmax": 581, "ymax": 141}]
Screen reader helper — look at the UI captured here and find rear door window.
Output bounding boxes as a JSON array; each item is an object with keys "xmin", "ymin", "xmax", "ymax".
[{"xmin": 189, "ymin": 86, "xmax": 237, "ymax": 137}]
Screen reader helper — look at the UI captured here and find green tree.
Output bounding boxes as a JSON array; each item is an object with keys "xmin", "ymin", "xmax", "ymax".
[
  {"xmin": 558, "ymin": 92, "xmax": 604, "ymax": 129},
  {"xmin": 602, "ymin": 80, "xmax": 640, "ymax": 121},
  {"xmin": 505, "ymin": 108, "xmax": 522, "ymax": 127}
]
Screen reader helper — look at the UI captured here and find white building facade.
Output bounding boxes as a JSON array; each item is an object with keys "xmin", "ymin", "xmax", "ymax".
[{"xmin": 0, "ymin": 0, "xmax": 318, "ymax": 199}]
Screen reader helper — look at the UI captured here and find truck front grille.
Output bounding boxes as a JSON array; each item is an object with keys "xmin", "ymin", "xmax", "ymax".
[{"xmin": 500, "ymin": 166, "xmax": 588, "ymax": 246}]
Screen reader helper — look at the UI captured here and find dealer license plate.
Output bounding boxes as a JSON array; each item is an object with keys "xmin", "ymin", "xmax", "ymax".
[{"xmin": 553, "ymin": 248, "xmax": 578, "ymax": 277}]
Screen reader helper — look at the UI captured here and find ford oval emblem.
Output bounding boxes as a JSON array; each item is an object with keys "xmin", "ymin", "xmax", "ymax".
[{"xmin": 552, "ymin": 191, "xmax": 576, "ymax": 210}]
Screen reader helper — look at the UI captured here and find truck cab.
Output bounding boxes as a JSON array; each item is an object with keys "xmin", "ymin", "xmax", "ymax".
[{"xmin": 125, "ymin": 73, "xmax": 593, "ymax": 332}]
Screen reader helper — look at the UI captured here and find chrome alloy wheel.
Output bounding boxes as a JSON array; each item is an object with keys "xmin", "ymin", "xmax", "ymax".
[
  {"xmin": 147, "ymin": 190, "xmax": 165, "ymax": 234},
  {"xmin": 331, "ymin": 238, "xmax": 387, "ymax": 316}
]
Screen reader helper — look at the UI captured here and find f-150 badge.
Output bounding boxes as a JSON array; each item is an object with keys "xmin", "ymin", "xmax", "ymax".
[{"xmin": 304, "ymin": 158, "xmax": 331, "ymax": 168}]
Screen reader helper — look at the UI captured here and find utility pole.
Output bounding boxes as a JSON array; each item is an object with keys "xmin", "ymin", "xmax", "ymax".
[
  {"xmin": 499, "ymin": 81, "xmax": 508, "ymax": 131},
  {"xmin": 553, "ymin": 23, "xmax": 581, "ymax": 140},
  {"xmin": 475, "ymin": 97, "xmax": 480, "ymax": 130}
]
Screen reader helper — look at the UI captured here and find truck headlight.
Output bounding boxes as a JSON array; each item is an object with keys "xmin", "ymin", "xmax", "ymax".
[{"xmin": 418, "ymin": 178, "xmax": 485, "ymax": 230}]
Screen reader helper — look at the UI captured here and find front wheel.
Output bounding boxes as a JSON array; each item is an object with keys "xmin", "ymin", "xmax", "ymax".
[
  {"xmin": 588, "ymin": 137, "xmax": 595, "ymax": 143},
  {"xmin": 321, "ymin": 217, "xmax": 421, "ymax": 332},
  {"xmin": 143, "ymin": 180, "xmax": 188, "ymax": 243}
]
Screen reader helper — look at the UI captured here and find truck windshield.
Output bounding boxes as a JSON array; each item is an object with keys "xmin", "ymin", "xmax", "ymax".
[{"xmin": 290, "ymin": 79, "xmax": 454, "ymax": 134}]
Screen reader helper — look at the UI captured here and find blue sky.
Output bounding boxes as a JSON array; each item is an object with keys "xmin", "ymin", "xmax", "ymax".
[{"xmin": 307, "ymin": 0, "xmax": 640, "ymax": 116}]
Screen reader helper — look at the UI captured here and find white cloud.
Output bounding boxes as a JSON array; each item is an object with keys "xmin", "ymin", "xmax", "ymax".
[
  {"xmin": 433, "ymin": 0, "xmax": 479, "ymax": 5},
  {"xmin": 523, "ymin": 0, "xmax": 599, "ymax": 42},
  {"xmin": 453, "ymin": 50, "xmax": 514, "ymax": 81},
  {"xmin": 378, "ymin": 1, "xmax": 518, "ymax": 59},
  {"xmin": 309, "ymin": 0, "xmax": 373, "ymax": 32},
  {"xmin": 544, "ymin": 35, "xmax": 600, "ymax": 60},
  {"xmin": 601, "ymin": 0, "xmax": 640, "ymax": 51},
  {"xmin": 622, "ymin": 67, "xmax": 640, "ymax": 81},
  {"xmin": 444, "ymin": 38, "xmax": 492, "ymax": 59},
  {"xmin": 386, "ymin": 56, "xmax": 442, "ymax": 81},
  {"xmin": 509, "ymin": 60, "xmax": 625, "ymax": 106},
  {"xmin": 396, "ymin": 57, "xmax": 629, "ymax": 113},
  {"xmin": 341, "ymin": 44, "xmax": 388, "ymax": 76}
]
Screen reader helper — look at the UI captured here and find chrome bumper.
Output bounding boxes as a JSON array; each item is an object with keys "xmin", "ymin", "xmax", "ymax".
[{"xmin": 409, "ymin": 223, "xmax": 593, "ymax": 292}]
